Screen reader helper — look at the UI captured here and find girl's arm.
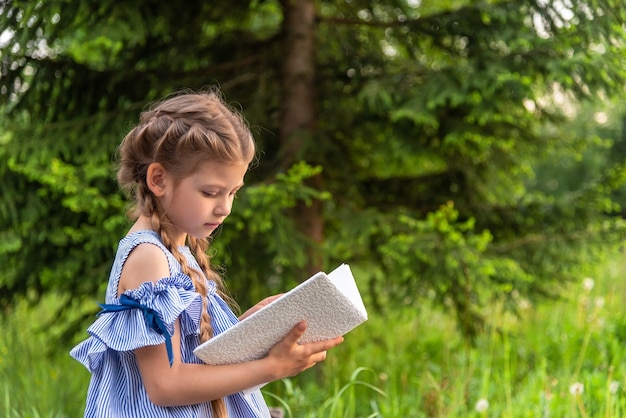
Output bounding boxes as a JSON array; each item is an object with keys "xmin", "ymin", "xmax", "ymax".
[
  {"xmin": 119, "ymin": 242, "xmax": 343, "ymax": 407},
  {"xmin": 135, "ymin": 320, "xmax": 343, "ymax": 407}
]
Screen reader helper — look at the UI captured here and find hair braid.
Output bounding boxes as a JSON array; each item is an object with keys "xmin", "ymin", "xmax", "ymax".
[{"xmin": 149, "ymin": 212, "xmax": 228, "ymax": 417}]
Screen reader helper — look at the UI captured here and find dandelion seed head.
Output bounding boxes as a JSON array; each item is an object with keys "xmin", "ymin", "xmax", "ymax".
[
  {"xmin": 518, "ymin": 298, "xmax": 531, "ymax": 310},
  {"xmin": 583, "ymin": 277, "xmax": 595, "ymax": 292},
  {"xmin": 475, "ymin": 398, "xmax": 489, "ymax": 412},
  {"xmin": 570, "ymin": 382, "xmax": 584, "ymax": 396},
  {"xmin": 595, "ymin": 297, "xmax": 605, "ymax": 308},
  {"xmin": 610, "ymin": 381, "xmax": 619, "ymax": 394}
]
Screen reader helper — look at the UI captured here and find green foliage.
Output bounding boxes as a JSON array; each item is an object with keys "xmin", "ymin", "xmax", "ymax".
[
  {"xmin": 315, "ymin": 0, "xmax": 626, "ymax": 336},
  {"xmin": 2, "ymin": 0, "xmax": 626, "ymax": 340},
  {"xmin": 379, "ymin": 202, "xmax": 510, "ymax": 338},
  {"xmin": 213, "ymin": 162, "xmax": 333, "ymax": 306}
]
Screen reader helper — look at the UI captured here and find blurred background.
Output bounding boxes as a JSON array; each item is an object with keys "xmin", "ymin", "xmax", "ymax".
[{"xmin": 2, "ymin": 1, "xmax": 626, "ymax": 416}]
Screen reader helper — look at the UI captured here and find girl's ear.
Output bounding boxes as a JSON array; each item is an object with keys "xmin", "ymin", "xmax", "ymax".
[{"xmin": 146, "ymin": 163, "xmax": 168, "ymax": 197}]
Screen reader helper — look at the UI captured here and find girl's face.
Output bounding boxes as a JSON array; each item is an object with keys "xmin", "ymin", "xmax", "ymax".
[{"xmin": 160, "ymin": 160, "xmax": 248, "ymax": 245}]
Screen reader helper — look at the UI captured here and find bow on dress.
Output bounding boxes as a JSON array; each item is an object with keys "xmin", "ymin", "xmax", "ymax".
[{"xmin": 98, "ymin": 294, "xmax": 174, "ymax": 367}]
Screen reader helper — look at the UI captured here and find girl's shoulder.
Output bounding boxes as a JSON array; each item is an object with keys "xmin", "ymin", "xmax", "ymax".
[
  {"xmin": 118, "ymin": 241, "xmax": 171, "ymax": 295},
  {"xmin": 108, "ymin": 230, "xmax": 179, "ymax": 300}
]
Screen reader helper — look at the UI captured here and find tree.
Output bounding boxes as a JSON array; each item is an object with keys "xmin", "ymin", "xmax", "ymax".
[{"xmin": 2, "ymin": 0, "xmax": 626, "ymax": 338}]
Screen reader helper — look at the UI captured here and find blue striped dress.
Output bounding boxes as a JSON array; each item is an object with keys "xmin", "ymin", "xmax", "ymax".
[{"xmin": 70, "ymin": 230, "xmax": 271, "ymax": 418}]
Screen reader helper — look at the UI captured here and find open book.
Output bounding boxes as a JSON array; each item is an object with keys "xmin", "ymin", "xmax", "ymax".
[{"xmin": 193, "ymin": 263, "xmax": 368, "ymax": 366}]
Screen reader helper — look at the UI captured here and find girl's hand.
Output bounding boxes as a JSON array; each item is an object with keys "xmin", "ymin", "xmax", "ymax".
[
  {"xmin": 239, "ymin": 294, "xmax": 284, "ymax": 320},
  {"xmin": 266, "ymin": 321, "xmax": 344, "ymax": 379}
]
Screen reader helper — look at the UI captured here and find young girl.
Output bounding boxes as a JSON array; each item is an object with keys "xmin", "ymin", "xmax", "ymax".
[{"xmin": 70, "ymin": 89, "xmax": 344, "ymax": 417}]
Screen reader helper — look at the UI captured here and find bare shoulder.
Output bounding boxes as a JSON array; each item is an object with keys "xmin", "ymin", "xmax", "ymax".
[{"xmin": 118, "ymin": 243, "xmax": 170, "ymax": 295}]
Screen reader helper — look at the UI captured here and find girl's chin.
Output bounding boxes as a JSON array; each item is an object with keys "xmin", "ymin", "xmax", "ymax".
[{"xmin": 191, "ymin": 224, "xmax": 220, "ymax": 238}]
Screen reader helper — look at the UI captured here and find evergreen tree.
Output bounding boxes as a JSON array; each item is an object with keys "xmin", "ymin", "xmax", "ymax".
[{"xmin": 2, "ymin": 0, "xmax": 625, "ymax": 337}]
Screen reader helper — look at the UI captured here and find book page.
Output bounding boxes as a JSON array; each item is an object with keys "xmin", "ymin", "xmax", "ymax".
[{"xmin": 328, "ymin": 264, "xmax": 368, "ymax": 318}]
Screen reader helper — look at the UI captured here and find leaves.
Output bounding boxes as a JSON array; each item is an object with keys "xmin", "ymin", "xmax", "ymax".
[{"xmin": 2, "ymin": 0, "xmax": 626, "ymax": 340}]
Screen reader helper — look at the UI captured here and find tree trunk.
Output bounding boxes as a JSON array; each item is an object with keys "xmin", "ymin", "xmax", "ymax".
[{"xmin": 280, "ymin": 0, "xmax": 323, "ymax": 277}]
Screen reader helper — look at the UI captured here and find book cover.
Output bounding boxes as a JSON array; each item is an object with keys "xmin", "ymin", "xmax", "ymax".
[{"xmin": 193, "ymin": 263, "xmax": 368, "ymax": 366}]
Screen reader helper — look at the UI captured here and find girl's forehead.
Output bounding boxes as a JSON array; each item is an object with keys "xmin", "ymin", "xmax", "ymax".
[{"xmin": 192, "ymin": 160, "xmax": 248, "ymax": 185}]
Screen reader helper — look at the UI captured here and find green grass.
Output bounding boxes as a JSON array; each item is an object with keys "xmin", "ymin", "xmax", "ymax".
[
  {"xmin": 3, "ymin": 251, "xmax": 626, "ymax": 417},
  {"xmin": 262, "ymin": 250, "xmax": 626, "ymax": 417},
  {"xmin": 0, "ymin": 294, "xmax": 90, "ymax": 417}
]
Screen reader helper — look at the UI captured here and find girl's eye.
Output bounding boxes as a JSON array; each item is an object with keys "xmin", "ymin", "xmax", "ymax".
[
  {"xmin": 202, "ymin": 191, "xmax": 217, "ymax": 197},
  {"xmin": 229, "ymin": 191, "xmax": 239, "ymax": 199}
]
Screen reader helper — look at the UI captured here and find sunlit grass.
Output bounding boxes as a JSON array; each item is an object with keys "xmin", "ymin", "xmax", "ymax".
[
  {"xmin": 0, "ymin": 295, "xmax": 89, "ymax": 417},
  {"xmin": 265, "ymin": 249, "xmax": 626, "ymax": 417},
  {"xmin": 3, "ymin": 250, "xmax": 626, "ymax": 416}
]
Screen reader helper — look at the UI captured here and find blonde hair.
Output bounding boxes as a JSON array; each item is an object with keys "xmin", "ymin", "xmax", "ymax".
[{"xmin": 116, "ymin": 89, "xmax": 255, "ymax": 417}]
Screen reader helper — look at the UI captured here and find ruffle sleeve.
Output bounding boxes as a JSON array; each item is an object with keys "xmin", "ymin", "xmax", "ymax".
[{"xmin": 70, "ymin": 272, "xmax": 202, "ymax": 372}]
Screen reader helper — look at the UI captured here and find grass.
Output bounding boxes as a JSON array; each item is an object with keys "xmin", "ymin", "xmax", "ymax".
[
  {"xmin": 262, "ymin": 250, "xmax": 626, "ymax": 417},
  {"xmin": 0, "ymin": 295, "xmax": 90, "ymax": 417},
  {"xmin": 3, "ymin": 250, "xmax": 626, "ymax": 417}
]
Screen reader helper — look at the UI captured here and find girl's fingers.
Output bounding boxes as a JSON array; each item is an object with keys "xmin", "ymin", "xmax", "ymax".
[
  {"xmin": 282, "ymin": 321, "xmax": 307, "ymax": 346},
  {"xmin": 305, "ymin": 336, "xmax": 344, "ymax": 353},
  {"xmin": 270, "ymin": 325, "xmax": 344, "ymax": 378}
]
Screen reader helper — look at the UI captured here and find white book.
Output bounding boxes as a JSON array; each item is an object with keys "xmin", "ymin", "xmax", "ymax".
[{"xmin": 193, "ymin": 263, "xmax": 368, "ymax": 366}]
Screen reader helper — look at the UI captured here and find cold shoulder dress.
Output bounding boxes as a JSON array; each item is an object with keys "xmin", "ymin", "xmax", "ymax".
[{"xmin": 70, "ymin": 230, "xmax": 271, "ymax": 417}]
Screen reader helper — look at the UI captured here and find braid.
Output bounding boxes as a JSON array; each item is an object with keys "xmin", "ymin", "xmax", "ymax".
[
  {"xmin": 188, "ymin": 236, "xmax": 239, "ymax": 312},
  {"xmin": 149, "ymin": 212, "xmax": 228, "ymax": 418},
  {"xmin": 177, "ymin": 236, "xmax": 214, "ymax": 343}
]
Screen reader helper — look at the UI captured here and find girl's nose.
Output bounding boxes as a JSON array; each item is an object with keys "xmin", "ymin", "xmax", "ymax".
[{"xmin": 214, "ymin": 196, "xmax": 232, "ymax": 217}]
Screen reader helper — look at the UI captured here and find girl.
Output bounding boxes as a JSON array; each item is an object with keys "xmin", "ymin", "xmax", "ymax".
[{"xmin": 70, "ymin": 89, "xmax": 343, "ymax": 417}]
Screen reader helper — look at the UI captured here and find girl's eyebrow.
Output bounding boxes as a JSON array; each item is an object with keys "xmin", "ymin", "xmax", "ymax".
[{"xmin": 201, "ymin": 182, "xmax": 245, "ymax": 189}]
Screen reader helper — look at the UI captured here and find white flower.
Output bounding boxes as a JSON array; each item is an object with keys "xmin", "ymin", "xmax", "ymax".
[
  {"xmin": 595, "ymin": 297, "xmax": 605, "ymax": 308},
  {"xmin": 475, "ymin": 398, "xmax": 489, "ymax": 413},
  {"xmin": 570, "ymin": 382, "xmax": 584, "ymax": 396},
  {"xmin": 518, "ymin": 298, "xmax": 531, "ymax": 310},
  {"xmin": 583, "ymin": 277, "xmax": 595, "ymax": 292},
  {"xmin": 610, "ymin": 381, "xmax": 619, "ymax": 394}
]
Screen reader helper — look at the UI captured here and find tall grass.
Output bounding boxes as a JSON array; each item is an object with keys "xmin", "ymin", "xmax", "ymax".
[
  {"xmin": 0, "ymin": 294, "xmax": 89, "ymax": 417},
  {"xmin": 2, "ymin": 251, "xmax": 626, "ymax": 417},
  {"xmin": 263, "ymin": 250, "xmax": 626, "ymax": 417}
]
